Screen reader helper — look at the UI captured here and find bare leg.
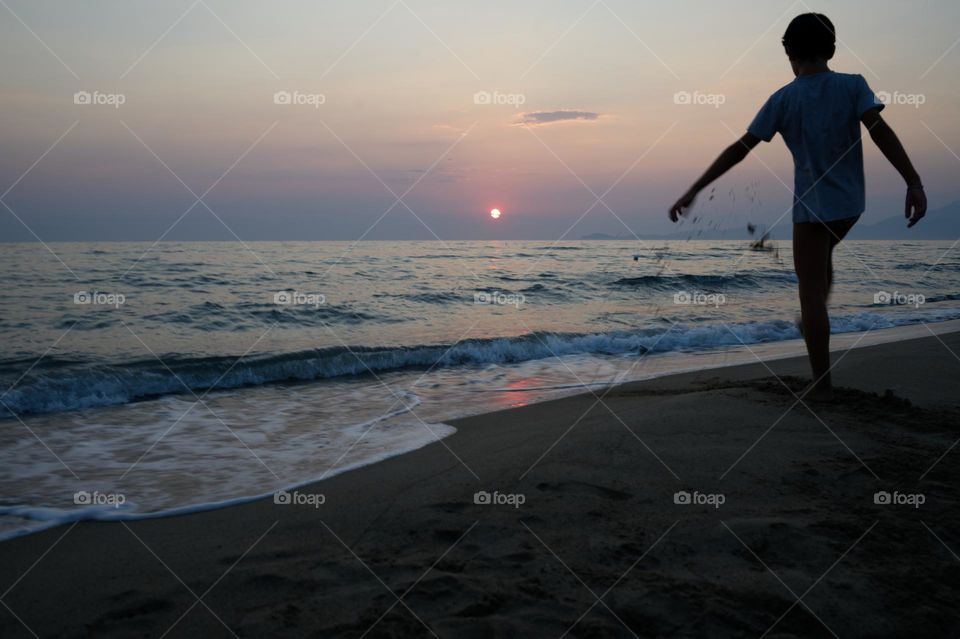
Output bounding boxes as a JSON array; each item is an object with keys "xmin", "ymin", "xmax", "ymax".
[
  {"xmin": 825, "ymin": 216, "xmax": 858, "ymax": 294},
  {"xmin": 793, "ymin": 217, "xmax": 858, "ymax": 400},
  {"xmin": 793, "ymin": 223, "xmax": 833, "ymax": 398}
]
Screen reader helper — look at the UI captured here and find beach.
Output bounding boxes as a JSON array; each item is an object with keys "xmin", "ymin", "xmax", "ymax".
[
  {"xmin": 2, "ymin": 323, "xmax": 958, "ymax": 638},
  {"xmin": 3, "ymin": 1, "xmax": 957, "ymax": 636},
  {"xmin": 4, "ymin": 239, "xmax": 960, "ymax": 541}
]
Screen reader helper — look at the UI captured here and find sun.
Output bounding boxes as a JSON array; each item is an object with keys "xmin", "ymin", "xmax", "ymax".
[{"xmin": 490, "ymin": 208, "xmax": 502, "ymax": 220}]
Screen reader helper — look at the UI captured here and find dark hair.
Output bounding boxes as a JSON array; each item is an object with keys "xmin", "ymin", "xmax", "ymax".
[{"xmin": 782, "ymin": 13, "xmax": 836, "ymax": 61}]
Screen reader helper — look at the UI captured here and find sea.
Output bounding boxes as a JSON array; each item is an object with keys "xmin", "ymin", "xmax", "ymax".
[{"xmin": 1, "ymin": 239, "xmax": 958, "ymax": 538}]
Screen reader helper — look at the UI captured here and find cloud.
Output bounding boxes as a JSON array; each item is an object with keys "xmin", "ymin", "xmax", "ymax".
[{"xmin": 514, "ymin": 110, "xmax": 601, "ymax": 126}]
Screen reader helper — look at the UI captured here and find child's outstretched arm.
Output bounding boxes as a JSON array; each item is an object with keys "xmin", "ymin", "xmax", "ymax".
[
  {"xmin": 669, "ymin": 133, "xmax": 761, "ymax": 221},
  {"xmin": 861, "ymin": 107, "xmax": 927, "ymax": 227}
]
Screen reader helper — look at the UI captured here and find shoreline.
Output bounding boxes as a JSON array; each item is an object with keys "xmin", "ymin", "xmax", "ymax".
[
  {"xmin": 2, "ymin": 324, "xmax": 960, "ymax": 636},
  {"xmin": 2, "ymin": 318, "xmax": 959, "ymax": 545}
]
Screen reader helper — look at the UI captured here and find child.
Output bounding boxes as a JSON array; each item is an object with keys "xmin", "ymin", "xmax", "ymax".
[{"xmin": 669, "ymin": 13, "xmax": 927, "ymax": 400}]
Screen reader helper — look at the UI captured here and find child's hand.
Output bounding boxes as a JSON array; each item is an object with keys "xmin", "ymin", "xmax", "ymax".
[
  {"xmin": 669, "ymin": 191, "xmax": 696, "ymax": 222},
  {"xmin": 905, "ymin": 186, "xmax": 927, "ymax": 228}
]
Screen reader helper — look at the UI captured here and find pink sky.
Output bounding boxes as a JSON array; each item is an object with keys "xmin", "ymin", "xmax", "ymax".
[{"xmin": 2, "ymin": 0, "xmax": 959, "ymax": 240}]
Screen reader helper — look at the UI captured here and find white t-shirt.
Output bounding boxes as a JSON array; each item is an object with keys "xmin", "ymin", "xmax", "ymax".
[{"xmin": 748, "ymin": 70, "xmax": 883, "ymax": 224}]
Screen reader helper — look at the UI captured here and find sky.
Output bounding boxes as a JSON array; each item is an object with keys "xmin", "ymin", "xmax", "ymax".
[{"xmin": 1, "ymin": 0, "xmax": 959, "ymax": 241}]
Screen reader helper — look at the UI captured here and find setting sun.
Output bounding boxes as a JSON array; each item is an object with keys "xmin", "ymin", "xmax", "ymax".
[{"xmin": 490, "ymin": 208, "xmax": 502, "ymax": 219}]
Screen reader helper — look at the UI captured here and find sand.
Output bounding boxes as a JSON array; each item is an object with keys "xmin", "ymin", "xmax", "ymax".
[{"xmin": 2, "ymin": 326, "xmax": 959, "ymax": 638}]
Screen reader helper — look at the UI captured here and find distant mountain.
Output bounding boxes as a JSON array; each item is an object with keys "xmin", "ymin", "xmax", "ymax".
[
  {"xmin": 847, "ymin": 200, "xmax": 960, "ymax": 240},
  {"xmin": 580, "ymin": 201, "xmax": 960, "ymax": 241},
  {"xmin": 580, "ymin": 227, "xmax": 758, "ymax": 241},
  {"xmin": 580, "ymin": 232, "xmax": 631, "ymax": 240}
]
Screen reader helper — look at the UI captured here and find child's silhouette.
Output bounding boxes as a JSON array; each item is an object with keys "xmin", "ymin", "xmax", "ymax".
[{"xmin": 670, "ymin": 13, "xmax": 927, "ymax": 400}]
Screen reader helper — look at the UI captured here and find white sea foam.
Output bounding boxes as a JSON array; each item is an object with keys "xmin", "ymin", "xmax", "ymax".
[{"xmin": 4, "ymin": 309, "xmax": 960, "ymax": 418}]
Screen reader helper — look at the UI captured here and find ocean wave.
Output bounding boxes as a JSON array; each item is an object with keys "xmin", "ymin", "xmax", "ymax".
[
  {"xmin": 136, "ymin": 302, "xmax": 390, "ymax": 328},
  {"xmin": 373, "ymin": 291, "xmax": 464, "ymax": 305},
  {"xmin": 4, "ymin": 309, "xmax": 959, "ymax": 418},
  {"xmin": 520, "ymin": 283, "xmax": 549, "ymax": 292},
  {"xmin": 609, "ymin": 272, "xmax": 795, "ymax": 290},
  {"xmin": 894, "ymin": 262, "xmax": 960, "ymax": 271}
]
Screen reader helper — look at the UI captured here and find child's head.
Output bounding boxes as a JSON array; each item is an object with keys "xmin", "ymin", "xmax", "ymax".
[{"xmin": 782, "ymin": 13, "xmax": 835, "ymax": 70}]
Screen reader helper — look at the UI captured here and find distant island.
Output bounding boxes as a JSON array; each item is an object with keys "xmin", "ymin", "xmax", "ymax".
[
  {"xmin": 579, "ymin": 232, "xmax": 631, "ymax": 240},
  {"xmin": 580, "ymin": 201, "xmax": 959, "ymax": 241}
]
